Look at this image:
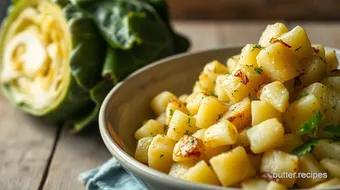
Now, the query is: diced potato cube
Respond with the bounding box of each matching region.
[300,56,327,87]
[165,98,189,125]
[282,94,322,133]
[302,83,340,127]
[192,81,209,94]
[192,128,206,140]
[238,44,263,67]
[199,61,228,92]
[312,44,326,58]
[259,22,289,47]
[210,146,255,186]
[237,129,250,147]
[178,94,189,102]
[199,71,219,92]
[148,135,176,173]
[151,91,177,116]
[322,76,340,93]
[219,97,251,130]
[311,178,340,189]
[320,158,340,178]
[181,160,220,185]
[226,54,240,73]
[220,74,249,103]
[251,100,282,126]
[167,110,198,141]
[266,181,287,190]
[296,154,326,188]
[325,50,339,73]
[135,120,165,140]
[313,140,340,160]
[193,130,231,160]
[261,150,298,187]
[248,154,262,174]
[156,113,166,127]
[204,145,231,161]
[203,60,229,74]
[247,118,284,153]
[168,161,196,178]
[278,133,303,153]
[257,43,301,83]
[278,26,313,60]
[195,97,228,128]
[241,178,269,190]
[204,120,238,148]
[135,137,153,164]
[186,92,209,115]
[259,81,289,112]
[173,135,204,162]
[236,64,266,97]
[214,74,230,102]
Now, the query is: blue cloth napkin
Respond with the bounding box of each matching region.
[79,158,148,190]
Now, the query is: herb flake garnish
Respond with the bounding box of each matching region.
[296,92,309,100]
[210,92,218,97]
[324,125,340,137]
[297,111,322,135]
[251,44,262,51]
[169,109,174,116]
[291,138,320,156]
[160,154,164,158]
[187,118,191,125]
[184,130,193,135]
[254,66,263,74]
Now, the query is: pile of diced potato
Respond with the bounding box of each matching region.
[134,22,340,189]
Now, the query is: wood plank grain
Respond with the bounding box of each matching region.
[168,0,340,20]
[288,22,340,48]
[173,21,221,52]
[0,96,58,190]
[42,126,111,190]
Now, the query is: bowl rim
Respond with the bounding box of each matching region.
[99,45,340,190]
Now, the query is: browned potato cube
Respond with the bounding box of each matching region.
[261,150,298,188]
[219,97,251,131]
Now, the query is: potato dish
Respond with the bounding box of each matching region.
[134,22,340,189]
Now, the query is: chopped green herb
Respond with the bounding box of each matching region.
[296,92,309,100]
[169,109,174,116]
[248,92,252,99]
[184,130,193,135]
[324,125,340,137]
[246,64,254,68]
[297,111,322,135]
[254,66,263,74]
[291,138,320,156]
[251,44,262,51]
[190,138,195,144]
[318,56,323,61]
[160,154,164,158]
[187,118,191,124]
[210,92,218,97]
[295,46,302,52]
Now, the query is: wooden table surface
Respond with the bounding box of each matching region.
[1,21,340,190]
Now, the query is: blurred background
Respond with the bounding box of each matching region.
[168,0,340,20]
